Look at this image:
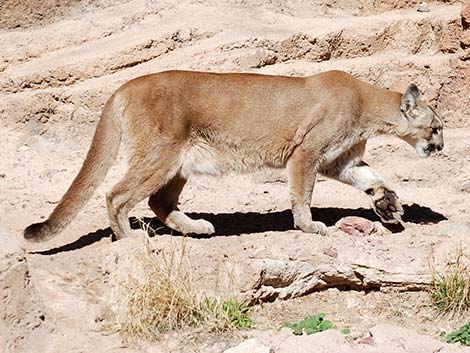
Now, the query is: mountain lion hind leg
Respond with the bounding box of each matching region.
[148,172,215,235]
[106,151,183,240]
[320,141,404,224]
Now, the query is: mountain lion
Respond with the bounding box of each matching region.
[24,70,444,242]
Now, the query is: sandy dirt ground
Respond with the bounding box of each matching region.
[1,0,470,352]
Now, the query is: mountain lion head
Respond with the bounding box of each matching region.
[399,84,444,158]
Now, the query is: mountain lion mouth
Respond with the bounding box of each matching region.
[424,143,443,154]
[425,144,436,153]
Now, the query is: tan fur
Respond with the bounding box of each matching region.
[24,70,444,241]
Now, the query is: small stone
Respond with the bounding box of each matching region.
[336,216,374,237]
[458,180,470,192]
[382,80,392,89]
[238,49,277,69]
[223,338,273,353]
[336,216,390,237]
[417,2,430,12]
[349,330,364,340]
[18,145,30,152]
[358,335,375,346]
[279,327,294,336]
[460,49,470,61]
[323,246,338,258]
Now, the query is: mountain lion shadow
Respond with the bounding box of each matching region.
[34,203,446,255]
[137,202,446,237]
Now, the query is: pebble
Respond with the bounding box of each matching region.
[18,145,30,152]
[417,2,430,12]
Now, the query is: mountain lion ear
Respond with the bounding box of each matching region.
[406,83,422,99]
[401,84,421,114]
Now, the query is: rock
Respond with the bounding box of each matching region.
[336,216,374,236]
[438,21,462,54]
[18,145,30,152]
[323,246,338,258]
[458,180,470,192]
[371,324,444,352]
[460,48,470,61]
[249,256,431,303]
[335,216,390,237]
[248,325,470,353]
[357,335,375,346]
[462,1,470,30]
[238,49,277,69]
[417,2,430,12]
[0,230,50,353]
[269,329,347,353]
[279,327,294,336]
[223,338,273,353]
[348,330,364,340]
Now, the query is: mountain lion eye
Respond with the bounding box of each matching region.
[432,128,439,134]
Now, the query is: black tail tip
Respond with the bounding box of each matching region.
[24,222,49,242]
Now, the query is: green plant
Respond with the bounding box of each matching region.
[430,248,470,316]
[443,323,470,346]
[194,297,254,332]
[282,313,333,335]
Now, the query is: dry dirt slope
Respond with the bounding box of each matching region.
[1,0,470,352]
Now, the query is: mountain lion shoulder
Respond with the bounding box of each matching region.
[24,70,444,242]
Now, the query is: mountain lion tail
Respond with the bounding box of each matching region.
[24,94,124,242]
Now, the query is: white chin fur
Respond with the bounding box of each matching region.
[416,146,430,158]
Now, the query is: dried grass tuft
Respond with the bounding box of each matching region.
[431,247,470,316]
[117,226,253,342]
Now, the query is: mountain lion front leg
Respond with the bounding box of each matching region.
[348,162,403,223]
[148,173,215,235]
[287,147,328,235]
[320,142,404,224]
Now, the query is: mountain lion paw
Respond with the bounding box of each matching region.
[193,219,215,234]
[295,220,328,236]
[372,188,404,224]
[180,219,215,235]
[122,229,149,239]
